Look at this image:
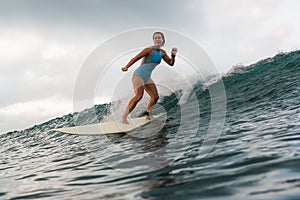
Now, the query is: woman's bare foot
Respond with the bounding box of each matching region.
[121,117,129,124]
[145,111,151,120]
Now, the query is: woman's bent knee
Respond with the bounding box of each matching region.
[153,95,159,102]
[134,95,143,102]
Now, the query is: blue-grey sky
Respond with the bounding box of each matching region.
[1,0,299,133]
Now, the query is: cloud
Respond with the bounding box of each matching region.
[0,26,97,100]
[0,0,197,35]
[197,0,300,70]
[0,96,72,132]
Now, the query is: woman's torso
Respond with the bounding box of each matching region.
[133,48,163,82]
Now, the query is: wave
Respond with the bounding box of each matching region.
[3,50,299,135]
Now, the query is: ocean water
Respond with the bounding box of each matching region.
[1,51,300,199]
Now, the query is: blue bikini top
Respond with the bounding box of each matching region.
[144,48,162,64]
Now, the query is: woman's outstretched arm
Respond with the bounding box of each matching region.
[121,48,151,71]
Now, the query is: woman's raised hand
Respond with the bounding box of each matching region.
[171,48,177,56]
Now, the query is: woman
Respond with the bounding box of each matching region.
[121,32,177,124]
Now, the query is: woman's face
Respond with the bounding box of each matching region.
[153,33,164,47]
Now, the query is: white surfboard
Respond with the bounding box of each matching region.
[52,115,161,135]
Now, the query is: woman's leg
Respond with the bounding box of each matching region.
[121,76,145,124]
[144,79,159,119]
